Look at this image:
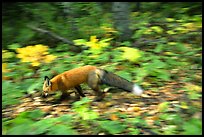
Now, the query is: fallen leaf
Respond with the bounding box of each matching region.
[141,94,151,98]
[180,101,189,109]
[185,83,202,92]
[148,109,159,115]
[132,111,142,117]
[39,106,53,113]
[144,117,155,126]
[16,107,27,113]
[118,107,127,112]
[105,101,117,107]
[157,102,169,112]
[97,102,107,109]
[22,98,32,103]
[192,112,202,119]
[127,107,141,112]
[110,114,119,121]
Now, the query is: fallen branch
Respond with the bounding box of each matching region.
[27,25,75,45]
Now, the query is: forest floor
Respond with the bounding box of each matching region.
[2,75,202,135]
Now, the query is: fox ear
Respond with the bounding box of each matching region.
[44,76,51,86]
[44,76,50,81]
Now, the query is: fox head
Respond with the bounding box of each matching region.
[42,76,52,97]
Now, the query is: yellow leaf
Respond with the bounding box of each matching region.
[167,42,177,45]
[182,23,196,30]
[166,18,175,22]
[90,36,98,43]
[31,61,40,66]
[151,26,163,34]
[185,83,202,92]
[164,52,174,55]
[167,30,176,35]
[35,44,48,52]
[2,63,10,73]
[143,29,152,34]
[44,55,57,63]
[89,54,99,58]
[116,47,141,63]
[15,44,56,66]
[110,114,118,121]
[157,102,169,112]
[180,101,189,109]
[73,39,87,45]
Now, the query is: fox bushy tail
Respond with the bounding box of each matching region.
[100,69,143,95]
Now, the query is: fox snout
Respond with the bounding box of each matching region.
[42,91,49,98]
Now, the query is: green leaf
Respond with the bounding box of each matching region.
[182,118,202,135]
[127,117,147,127]
[156,70,171,81]
[98,120,126,134]
[73,97,91,106]
[128,127,140,135]
[27,80,42,94]
[18,109,45,120]
[158,102,169,112]
[159,114,183,125]
[152,59,166,69]
[7,124,34,135]
[31,119,54,134]
[163,125,177,135]
[120,41,131,46]
[154,44,163,53]
[8,43,21,50]
[57,114,73,124]
[48,125,78,135]
[115,71,132,81]
[2,81,23,108]
[10,116,34,126]
[150,26,163,34]
[73,39,87,46]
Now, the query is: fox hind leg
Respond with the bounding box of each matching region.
[87,70,105,101]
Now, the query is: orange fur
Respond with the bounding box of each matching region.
[43,65,143,100]
[43,65,97,94]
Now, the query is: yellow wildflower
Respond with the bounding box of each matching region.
[2,63,10,73]
[16,44,57,66]
[44,55,57,63]
[90,36,99,43]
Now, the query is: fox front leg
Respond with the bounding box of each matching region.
[75,85,86,97]
[59,91,72,100]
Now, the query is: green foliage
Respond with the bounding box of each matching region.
[2,81,24,108]
[184,83,202,100]
[72,97,99,120]
[159,113,183,125]
[115,47,142,63]
[2,2,202,135]
[3,110,78,135]
[182,118,202,135]
[139,57,171,82]
[97,120,126,134]
[26,79,44,94]
[2,49,16,63]
[74,36,112,55]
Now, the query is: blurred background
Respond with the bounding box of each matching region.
[2,2,202,135]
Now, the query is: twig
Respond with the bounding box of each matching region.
[27,25,75,45]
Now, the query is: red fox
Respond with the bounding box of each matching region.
[43,65,143,101]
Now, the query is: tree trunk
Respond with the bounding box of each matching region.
[60,2,79,38]
[112,2,132,41]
